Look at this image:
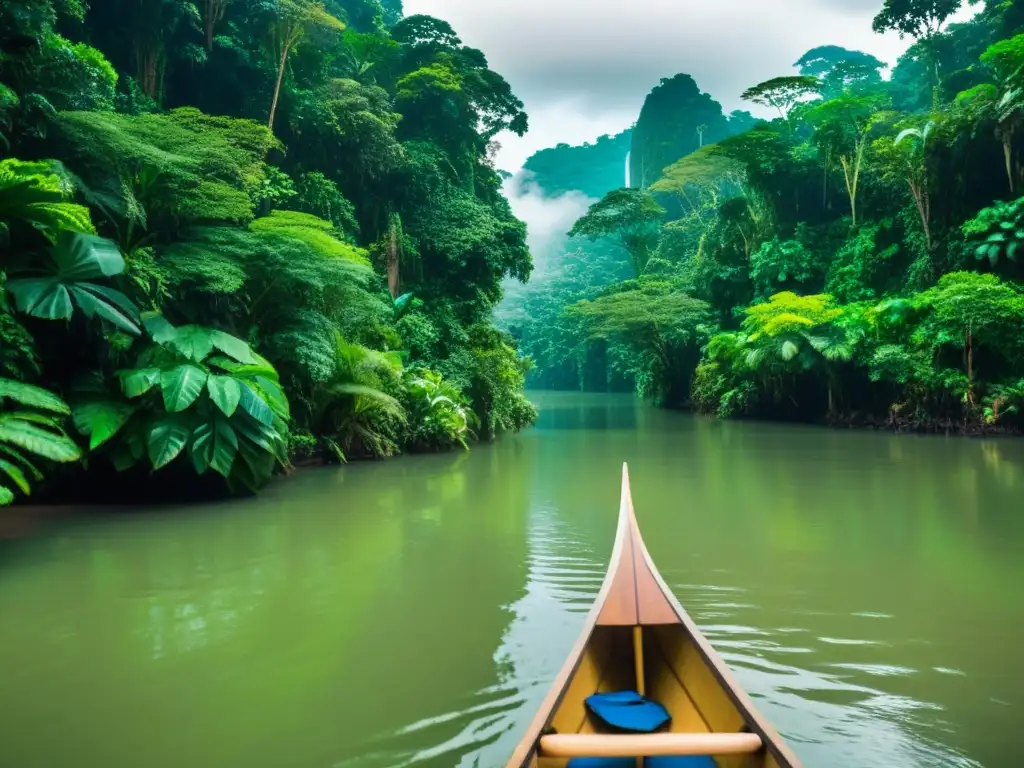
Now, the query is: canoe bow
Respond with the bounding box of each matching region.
[506,463,803,768]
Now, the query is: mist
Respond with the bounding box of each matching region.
[502,171,596,278]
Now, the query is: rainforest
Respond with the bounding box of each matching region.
[3,0,1024,508]
[0,0,538,504]
[500,0,1024,435]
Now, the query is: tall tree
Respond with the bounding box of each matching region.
[202,0,233,51]
[85,0,199,102]
[872,0,963,91]
[568,189,665,277]
[795,45,887,78]
[741,76,822,119]
[806,94,887,226]
[265,0,345,132]
[391,15,528,177]
[796,47,888,98]
[980,34,1024,192]
[873,119,938,252]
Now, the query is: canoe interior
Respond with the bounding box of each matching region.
[530,624,782,768]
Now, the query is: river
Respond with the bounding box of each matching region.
[0,392,1021,768]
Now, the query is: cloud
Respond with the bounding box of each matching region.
[404,0,979,170]
[813,0,892,11]
[490,99,638,174]
[502,171,595,276]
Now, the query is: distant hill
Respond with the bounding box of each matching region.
[521,74,758,202]
[629,73,756,189]
[522,130,632,199]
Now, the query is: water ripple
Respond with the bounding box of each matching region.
[829,663,918,678]
[369,527,990,768]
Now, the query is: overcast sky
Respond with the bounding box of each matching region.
[403,0,978,171]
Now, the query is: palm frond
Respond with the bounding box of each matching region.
[0,379,72,413]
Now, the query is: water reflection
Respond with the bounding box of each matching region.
[0,393,1021,768]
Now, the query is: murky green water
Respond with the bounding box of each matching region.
[1,392,1022,767]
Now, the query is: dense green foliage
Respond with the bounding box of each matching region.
[509,0,1024,433]
[0,0,535,504]
[499,235,634,392]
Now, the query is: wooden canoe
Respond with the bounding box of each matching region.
[506,464,803,768]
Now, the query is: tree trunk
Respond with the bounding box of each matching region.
[386,216,400,298]
[908,180,933,252]
[1003,132,1015,194]
[923,190,932,252]
[840,156,856,227]
[267,41,291,132]
[204,0,229,52]
[204,0,215,51]
[965,323,974,406]
[135,42,164,101]
[823,148,829,209]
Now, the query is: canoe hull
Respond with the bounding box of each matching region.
[506,465,802,768]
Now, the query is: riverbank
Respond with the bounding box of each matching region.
[5,390,1018,539]
[824,410,1022,436]
[577,387,1024,438]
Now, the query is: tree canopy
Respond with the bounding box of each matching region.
[0,0,537,505]
[499,0,1024,435]
[742,76,822,118]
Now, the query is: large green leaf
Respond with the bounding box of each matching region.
[0,486,13,506]
[208,356,280,382]
[69,285,141,334]
[0,418,82,462]
[5,232,141,335]
[142,312,178,344]
[210,330,259,364]
[0,379,71,414]
[207,375,241,417]
[327,382,403,415]
[233,414,285,460]
[191,415,238,478]
[72,401,137,450]
[56,232,125,279]
[111,423,146,472]
[249,376,290,419]
[6,277,73,319]
[394,292,415,318]
[238,382,273,426]
[0,158,96,238]
[212,416,239,478]
[6,411,65,430]
[190,424,212,475]
[120,368,161,398]
[0,459,30,494]
[0,444,42,480]
[160,365,208,412]
[147,416,192,469]
[171,325,215,362]
[232,437,277,492]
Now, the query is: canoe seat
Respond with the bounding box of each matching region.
[567,757,718,768]
[540,733,763,759]
[585,691,670,733]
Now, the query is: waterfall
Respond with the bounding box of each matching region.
[624,151,631,188]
